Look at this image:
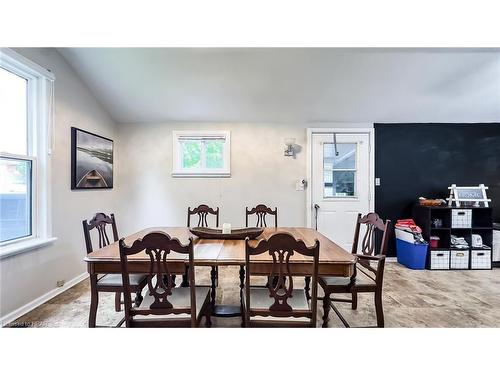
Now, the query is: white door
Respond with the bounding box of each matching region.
[311,132,371,252]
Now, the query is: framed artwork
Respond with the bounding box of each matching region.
[71,127,113,189]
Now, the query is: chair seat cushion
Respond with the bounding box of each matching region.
[319,271,376,290]
[136,286,210,319]
[242,287,311,323]
[245,287,310,311]
[97,273,147,287]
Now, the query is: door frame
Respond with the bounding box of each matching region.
[306,125,375,228]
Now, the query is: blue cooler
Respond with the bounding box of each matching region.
[396,239,428,269]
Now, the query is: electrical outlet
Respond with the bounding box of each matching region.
[56,280,65,287]
[296,179,307,191]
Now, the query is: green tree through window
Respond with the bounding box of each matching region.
[182,141,201,169]
[205,140,224,168]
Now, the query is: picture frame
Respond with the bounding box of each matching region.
[71,127,114,189]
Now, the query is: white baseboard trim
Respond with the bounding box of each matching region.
[1,272,88,327]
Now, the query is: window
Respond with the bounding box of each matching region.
[0,67,32,243]
[0,48,55,256]
[172,131,230,177]
[323,143,357,197]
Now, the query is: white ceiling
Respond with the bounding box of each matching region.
[58,48,500,124]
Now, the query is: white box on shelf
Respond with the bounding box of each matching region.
[429,250,450,270]
[471,250,491,269]
[451,209,472,228]
[450,250,469,269]
[493,229,500,262]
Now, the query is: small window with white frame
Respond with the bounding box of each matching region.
[172,130,230,177]
[0,48,55,256]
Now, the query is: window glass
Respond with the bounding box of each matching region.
[323,143,356,197]
[0,158,32,242]
[181,141,202,169]
[0,67,28,155]
[205,140,224,169]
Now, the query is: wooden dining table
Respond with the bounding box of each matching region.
[84,226,356,327]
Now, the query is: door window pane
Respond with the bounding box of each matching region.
[0,67,28,155]
[0,158,32,242]
[323,143,356,169]
[331,171,355,196]
[324,143,357,197]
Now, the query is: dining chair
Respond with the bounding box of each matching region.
[83,213,147,327]
[241,232,320,327]
[245,204,277,228]
[245,204,281,289]
[119,231,212,327]
[319,212,391,328]
[187,204,219,228]
[245,204,311,295]
[187,204,220,304]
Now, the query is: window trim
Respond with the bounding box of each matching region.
[172,130,231,177]
[0,48,56,258]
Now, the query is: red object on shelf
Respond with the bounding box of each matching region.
[395,219,422,234]
[430,236,440,248]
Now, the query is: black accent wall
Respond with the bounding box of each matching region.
[374,123,500,256]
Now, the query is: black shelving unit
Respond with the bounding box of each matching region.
[412,205,493,270]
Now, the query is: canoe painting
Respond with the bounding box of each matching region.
[71,127,113,189]
[76,169,108,188]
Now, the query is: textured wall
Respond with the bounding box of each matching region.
[115,122,310,234]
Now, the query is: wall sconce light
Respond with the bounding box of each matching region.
[284,138,296,157]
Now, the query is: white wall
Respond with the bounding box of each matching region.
[0,48,118,320]
[115,122,310,234]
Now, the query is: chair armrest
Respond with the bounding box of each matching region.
[355,254,386,281]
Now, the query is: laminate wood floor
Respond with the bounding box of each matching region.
[8,263,500,327]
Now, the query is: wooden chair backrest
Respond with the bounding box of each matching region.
[187,204,219,227]
[245,232,319,325]
[245,204,278,228]
[351,212,392,286]
[82,212,119,254]
[119,232,197,327]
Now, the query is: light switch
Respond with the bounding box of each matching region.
[375,178,381,186]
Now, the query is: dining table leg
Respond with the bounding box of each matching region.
[239,265,245,327]
[89,274,98,328]
[304,276,311,300]
[181,265,189,287]
[239,265,245,290]
[210,266,217,308]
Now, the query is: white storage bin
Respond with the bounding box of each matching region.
[450,250,469,269]
[471,250,491,269]
[429,250,450,270]
[451,209,472,228]
[493,229,500,262]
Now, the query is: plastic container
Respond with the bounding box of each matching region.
[429,236,440,248]
[396,239,428,270]
[395,228,416,243]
